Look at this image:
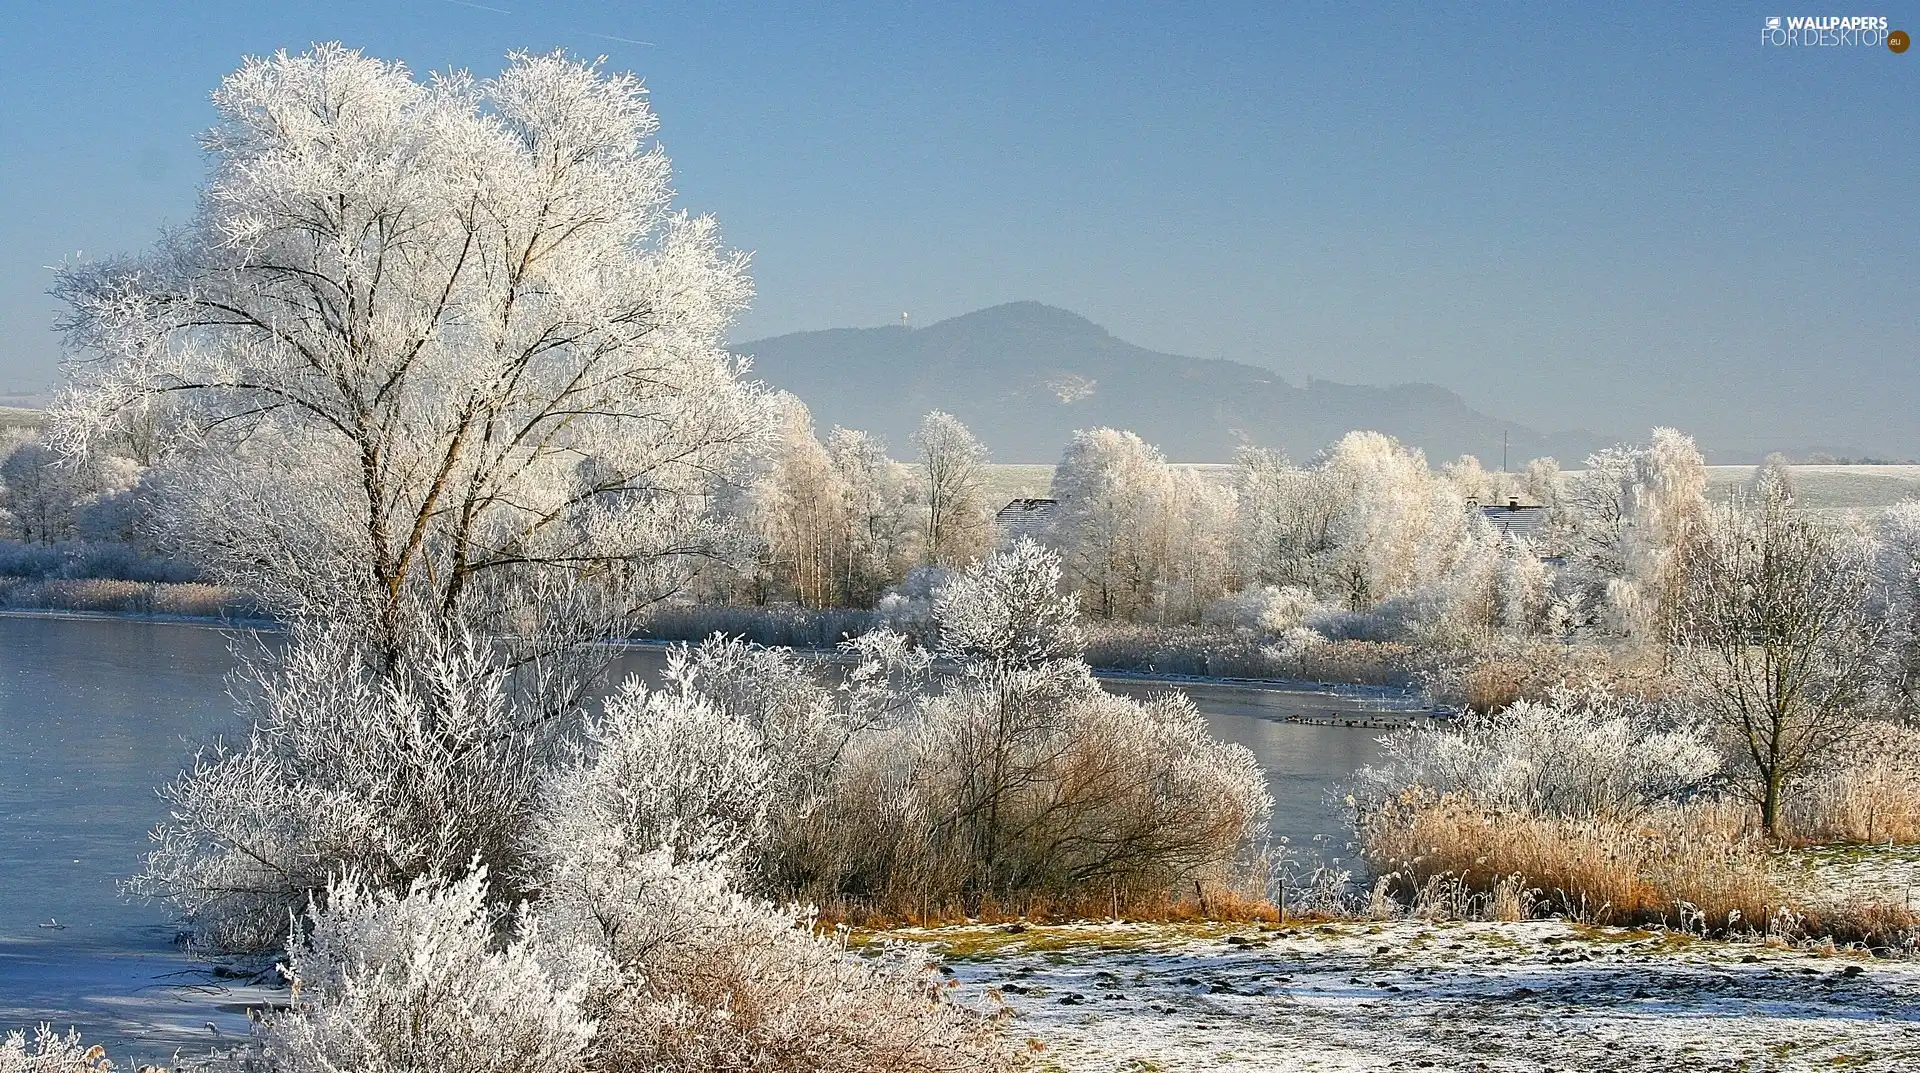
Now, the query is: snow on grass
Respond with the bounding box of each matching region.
[1782,843,1920,912]
[876,919,1920,1072]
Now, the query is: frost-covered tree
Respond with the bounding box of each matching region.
[52,46,767,652]
[1234,445,1339,591]
[1047,428,1235,622]
[1563,429,1707,639]
[1520,456,1575,558]
[825,426,919,604]
[1679,469,1883,834]
[1437,454,1521,505]
[742,396,851,607]
[1233,433,1476,616]
[0,434,141,544]
[912,411,991,567]
[720,408,919,609]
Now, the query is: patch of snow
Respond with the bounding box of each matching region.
[883,920,1920,1072]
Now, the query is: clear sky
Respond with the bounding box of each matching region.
[1,2,1915,458]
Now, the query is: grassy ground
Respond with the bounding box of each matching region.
[880,918,1920,1072]
[865,846,1920,1071]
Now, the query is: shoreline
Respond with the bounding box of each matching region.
[1,606,1432,705]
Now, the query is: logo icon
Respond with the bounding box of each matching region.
[1766,16,1782,30]
[1891,28,1911,52]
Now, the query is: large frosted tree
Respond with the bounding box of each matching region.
[51,46,767,649]
[1048,427,1234,621]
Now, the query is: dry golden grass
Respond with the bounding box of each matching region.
[811,886,1279,930]
[1361,794,1918,946]
[1433,641,1675,714]
[0,578,258,618]
[1790,722,1920,845]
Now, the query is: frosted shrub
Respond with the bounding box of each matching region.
[793,545,1273,909]
[906,682,1272,898]
[1202,584,1320,633]
[260,870,591,1073]
[1359,687,1721,822]
[933,537,1083,666]
[533,677,771,871]
[0,1029,112,1073]
[529,847,1011,1073]
[132,623,544,953]
[528,709,1015,1073]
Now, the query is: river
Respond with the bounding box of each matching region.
[0,614,1424,1062]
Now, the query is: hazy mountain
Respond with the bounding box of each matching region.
[735,302,1599,465]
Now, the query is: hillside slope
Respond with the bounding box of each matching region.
[735,302,1594,464]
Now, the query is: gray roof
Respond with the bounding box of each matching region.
[996,498,1058,539]
[1472,498,1549,541]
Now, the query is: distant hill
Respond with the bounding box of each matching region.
[734,302,1598,464]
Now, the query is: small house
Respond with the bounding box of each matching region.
[996,498,1058,540]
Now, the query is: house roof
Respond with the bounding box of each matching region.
[1470,497,1549,541]
[995,498,1058,538]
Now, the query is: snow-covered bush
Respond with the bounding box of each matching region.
[259,870,592,1073]
[526,690,1015,1073]
[0,1028,112,1073]
[1358,688,1721,822]
[532,676,772,872]
[1202,584,1320,632]
[529,844,1012,1073]
[932,537,1083,666]
[132,622,544,953]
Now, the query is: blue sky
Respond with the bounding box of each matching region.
[1,2,1915,457]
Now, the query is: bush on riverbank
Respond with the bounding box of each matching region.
[1355,691,1920,946]
[0,1028,111,1073]
[0,578,258,619]
[638,603,882,649]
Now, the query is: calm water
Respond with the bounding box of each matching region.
[0,615,1420,1060]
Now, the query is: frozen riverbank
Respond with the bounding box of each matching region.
[881,919,1920,1072]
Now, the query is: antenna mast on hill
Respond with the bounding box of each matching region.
[901,311,911,330]
[1502,429,1509,473]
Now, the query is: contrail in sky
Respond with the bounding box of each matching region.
[442,0,511,14]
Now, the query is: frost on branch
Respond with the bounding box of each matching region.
[0,1028,113,1073]
[1357,687,1722,822]
[130,621,544,954]
[51,44,769,646]
[258,870,592,1073]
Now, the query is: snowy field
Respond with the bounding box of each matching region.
[889,920,1920,1072]
[983,464,1920,513]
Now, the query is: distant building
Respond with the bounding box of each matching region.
[996,498,1058,540]
[1468,496,1550,544]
